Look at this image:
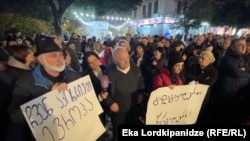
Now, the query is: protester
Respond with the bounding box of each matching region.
[152,51,185,90]
[141,47,167,93]
[64,42,82,72]
[104,47,145,141]
[214,37,250,124]
[6,36,82,141]
[187,51,218,124]
[6,45,36,80]
[82,51,119,141]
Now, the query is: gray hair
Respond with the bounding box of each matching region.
[112,46,127,62]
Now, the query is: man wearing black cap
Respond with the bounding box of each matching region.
[6,37,81,141]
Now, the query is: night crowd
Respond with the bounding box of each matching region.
[1,30,250,141]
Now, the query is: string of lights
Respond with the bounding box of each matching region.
[73,12,130,29]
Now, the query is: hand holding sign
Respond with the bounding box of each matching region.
[20,75,106,141]
[51,82,67,91]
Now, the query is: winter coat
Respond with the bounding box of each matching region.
[152,67,184,90]
[6,64,81,141]
[217,48,250,98]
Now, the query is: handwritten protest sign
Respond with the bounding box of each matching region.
[146,84,209,125]
[20,75,106,141]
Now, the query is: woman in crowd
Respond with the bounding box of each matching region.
[81,51,118,141]
[131,42,151,97]
[82,52,107,94]
[131,43,147,67]
[152,51,185,90]
[141,47,168,93]
[5,44,35,141]
[63,49,74,71]
[186,51,218,93]
[186,50,218,124]
[118,39,131,54]
[6,45,35,80]
[64,42,82,72]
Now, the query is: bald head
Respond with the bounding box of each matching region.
[112,47,130,70]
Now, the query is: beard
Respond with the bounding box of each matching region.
[41,56,65,72]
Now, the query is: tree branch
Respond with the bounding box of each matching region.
[58,0,76,16]
[46,0,58,16]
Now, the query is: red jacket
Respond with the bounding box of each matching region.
[99,47,112,66]
[152,67,184,90]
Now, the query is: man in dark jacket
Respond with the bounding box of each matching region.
[104,47,145,141]
[6,36,81,141]
[215,37,250,124]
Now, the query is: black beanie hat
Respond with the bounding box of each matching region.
[168,51,184,69]
[34,36,62,56]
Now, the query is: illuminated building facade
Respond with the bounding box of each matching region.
[129,0,185,37]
